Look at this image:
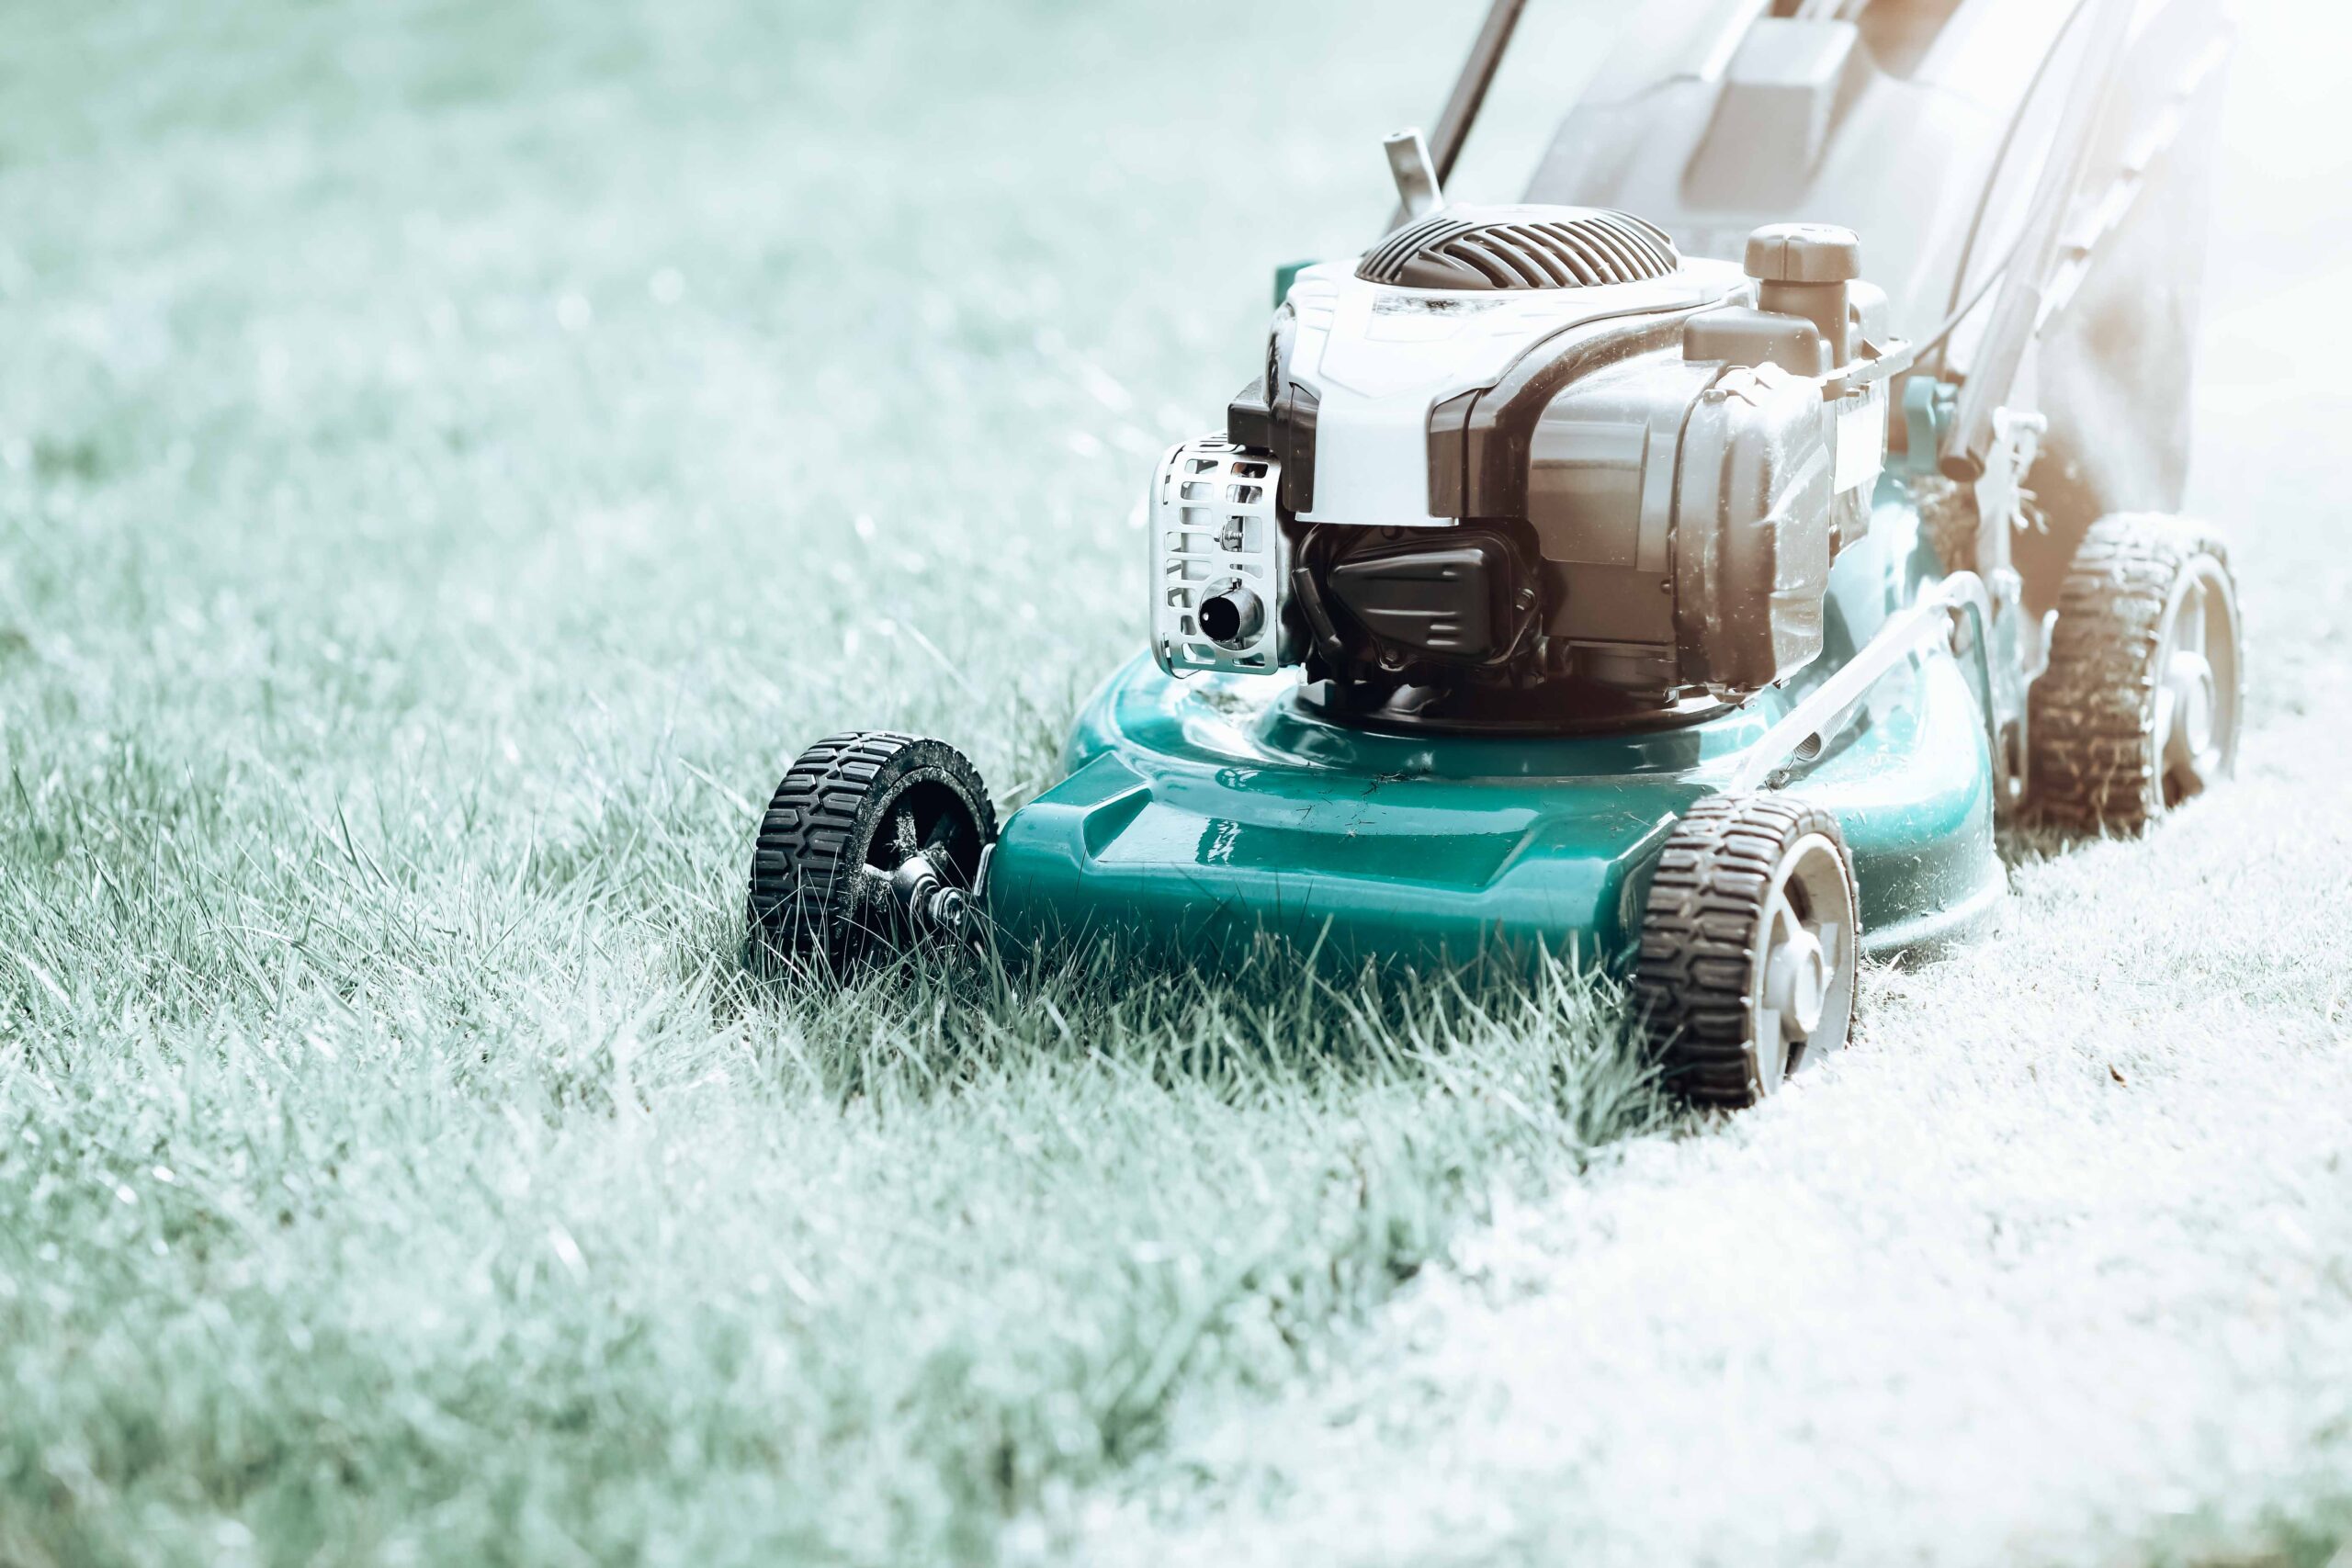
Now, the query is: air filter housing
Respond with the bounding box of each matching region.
[1357,204,1681,292]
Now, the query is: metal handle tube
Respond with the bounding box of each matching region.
[1939,0,2138,481]
[1387,0,1528,230]
[1429,0,1528,184]
[1722,573,1998,795]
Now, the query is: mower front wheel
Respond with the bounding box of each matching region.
[1633,794,1860,1109]
[745,731,998,972]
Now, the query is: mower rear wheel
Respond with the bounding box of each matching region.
[1633,794,1860,1109]
[2030,515,2242,833]
[745,732,997,971]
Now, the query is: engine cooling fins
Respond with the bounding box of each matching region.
[1357,204,1681,292]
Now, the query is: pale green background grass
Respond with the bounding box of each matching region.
[2,2,2347,1565]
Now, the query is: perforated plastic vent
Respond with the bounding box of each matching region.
[1357,204,1681,292]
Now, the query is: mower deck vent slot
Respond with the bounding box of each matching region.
[1358,207,1680,292]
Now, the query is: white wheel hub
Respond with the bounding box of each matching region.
[2153,562,2238,798]
[1748,829,1857,1092]
[2161,649,2216,772]
[1764,926,1829,1041]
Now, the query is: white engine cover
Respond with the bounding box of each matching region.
[1282,259,1739,528]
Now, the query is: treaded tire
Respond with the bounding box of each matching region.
[2030,514,2242,833]
[1632,794,1860,1110]
[745,732,997,971]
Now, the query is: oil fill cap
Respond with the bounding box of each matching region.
[1744,223,1861,285]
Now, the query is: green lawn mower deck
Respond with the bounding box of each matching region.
[985,494,2003,974]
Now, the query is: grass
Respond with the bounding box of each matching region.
[0,0,1679,1561]
[2,919,1662,1562]
[6,0,2347,1562]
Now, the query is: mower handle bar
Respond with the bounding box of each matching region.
[1387,0,1530,231]
[1720,571,1999,796]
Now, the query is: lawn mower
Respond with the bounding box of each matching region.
[744,0,2242,1106]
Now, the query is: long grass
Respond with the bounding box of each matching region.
[0,0,1693,1557]
[0,742,1663,1562]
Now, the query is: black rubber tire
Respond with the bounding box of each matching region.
[745,732,997,971]
[2030,514,2241,834]
[1631,794,1860,1110]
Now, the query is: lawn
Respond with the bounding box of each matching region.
[3,1,2347,1565]
[0,2,1670,1562]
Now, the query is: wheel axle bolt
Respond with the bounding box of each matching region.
[888,852,983,950]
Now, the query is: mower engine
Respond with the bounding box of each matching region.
[1154,195,1905,717]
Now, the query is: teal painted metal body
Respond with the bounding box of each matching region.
[984,477,2006,972]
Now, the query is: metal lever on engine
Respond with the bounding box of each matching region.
[1385,0,1527,235]
[1821,337,1915,399]
[1384,130,1445,224]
